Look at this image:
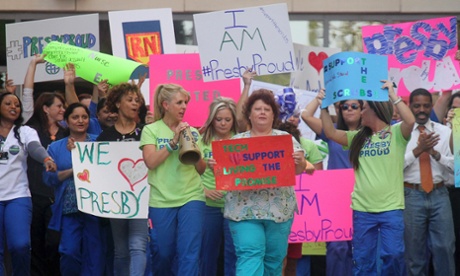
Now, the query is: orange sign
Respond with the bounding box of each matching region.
[125,32,162,64]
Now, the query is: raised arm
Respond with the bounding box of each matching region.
[301,91,324,135]
[236,68,256,132]
[317,89,348,146]
[64,63,79,105]
[382,80,414,139]
[433,90,452,122]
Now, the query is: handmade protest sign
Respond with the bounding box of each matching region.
[149,53,240,127]
[193,3,295,82]
[321,51,388,108]
[362,17,460,96]
[213,135,295,190]
[289,169,355,243]
[71,142,150,219]
[290,43,341,92]
[109,8,176,103]
[6,14,99,84]
[250,80,318,140]
[43,41,145,87]
[453,108,460,187]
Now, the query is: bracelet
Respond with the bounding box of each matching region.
[165,143,173,153]
[393,97,402,105]
[43,156,54,163]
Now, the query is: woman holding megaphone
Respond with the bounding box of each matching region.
[140,84,206,276]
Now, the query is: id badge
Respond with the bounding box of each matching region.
[0,141,8,165]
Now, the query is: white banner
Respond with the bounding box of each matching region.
[6,14,99,84]
[109,8,177,103]
[290,43,341,92]
[194,3,295,82]
[71,141,150,219]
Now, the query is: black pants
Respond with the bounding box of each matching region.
[30,194,61,276]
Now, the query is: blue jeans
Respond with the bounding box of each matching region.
[148,200,205,276]
[326,241,352,276]
[0,197,32,276]
[111,218,149,276]
[59,212,105,276]
[352,210,405,276]
[229,219,293,276]
[200,205,236,276]
[404,186,455,276]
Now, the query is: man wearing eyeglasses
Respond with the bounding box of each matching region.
[403,88,455,276]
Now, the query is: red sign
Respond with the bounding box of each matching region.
[125,32,162,64]
[213,135,295,191]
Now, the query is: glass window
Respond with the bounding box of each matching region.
[290,20,324,47]
[328,20,384,51]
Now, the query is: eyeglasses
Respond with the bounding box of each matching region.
[340,103,361,111]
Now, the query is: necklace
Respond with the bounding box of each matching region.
[371,125,391,140]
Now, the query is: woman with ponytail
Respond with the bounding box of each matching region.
[140,84,206,275]
[319,80,414,275]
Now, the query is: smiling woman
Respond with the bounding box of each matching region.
[0,92,56,276]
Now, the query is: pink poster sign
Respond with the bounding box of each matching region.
[149,53,241,127]
[289,169,355,243]
[362,17,460,96]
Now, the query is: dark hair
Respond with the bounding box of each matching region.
[336,99,363,130]
[244,89,280,128]
[64,102,90,120]
[447,93,460,109]
[78,93,92,102]
[348,100,393,170]
[409,88,432,104]
[97,97,107,114]
[27,92,66,136]
[106,83,141,114]
[277,121,300,142]
[0,93,24,144]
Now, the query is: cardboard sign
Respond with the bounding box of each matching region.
[108,8,177,103]
[301,242,326,255]
[71,142,150,219]
[213,135,295,190]
[322,52,388,108]
[43,41,145,87]
[453,108,460,187]
[6,14,99,84]
[290,43,341,92]
[362,17,460,96]
[290,169,355,243]
[194,3,295,82]
[149,53,241,127]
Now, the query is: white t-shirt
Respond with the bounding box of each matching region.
[0,125,39,200]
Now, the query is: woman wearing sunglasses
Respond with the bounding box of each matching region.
[300,93,362,276]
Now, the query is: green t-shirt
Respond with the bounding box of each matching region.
[300,137,324,164]
[139,120,205,208]
[345,124,409,212]
[198,139,225,208]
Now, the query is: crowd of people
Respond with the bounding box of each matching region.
[0,51,459,276]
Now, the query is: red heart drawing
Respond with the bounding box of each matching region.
[77,169,91,183]
[118,158,148,192]
[308,52,329,74]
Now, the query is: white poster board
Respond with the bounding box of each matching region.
[250,80,319,140]
[194,3,295,82]
[71,141,150,219]
[6,14,99,84]
[109,8,177,103]
[290,43,341,92]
